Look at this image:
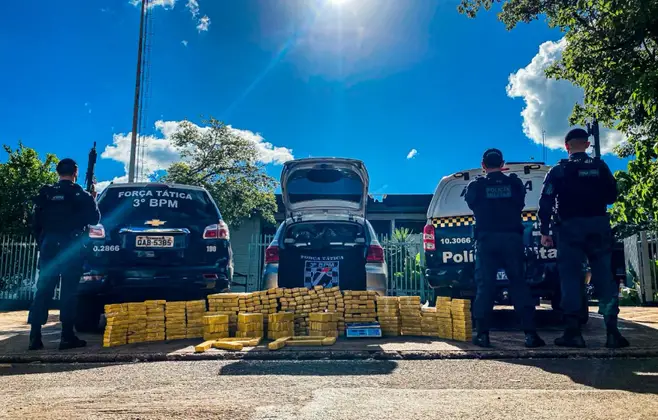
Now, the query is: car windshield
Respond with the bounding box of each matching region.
[98,186,220,225]
[287,168,363,204]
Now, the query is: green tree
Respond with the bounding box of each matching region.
[458,0,658,231]
[0,143,59,235]
[161,118,278,227]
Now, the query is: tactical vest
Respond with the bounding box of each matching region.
[37,182,88,236]
[473,173,524,237]
[557,157,609,220]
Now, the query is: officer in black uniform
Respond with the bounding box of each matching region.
[465,149,545,348]
[538,128,629,348]
[28,158,100,351]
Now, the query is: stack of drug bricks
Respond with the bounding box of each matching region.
[450,298,473,342]
[309,312,339,337]
[103,304,128,347]
[399,296,422,336]
[376,296,401,336]
[435,296,453,339]
[165,301,187,340]
[343,290,377,325]
[420,307,441,337]
[268,312,294,340]
[202,314,230,340]
[279,287,310,335]
[145,300,166,342]
[237,313,264,338]
[207,293,241,336]
[185,300,206,339]
[127,302,147,344]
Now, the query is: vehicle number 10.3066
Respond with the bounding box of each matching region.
[440,237,472,245]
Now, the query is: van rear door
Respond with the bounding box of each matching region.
[280,158,369,218]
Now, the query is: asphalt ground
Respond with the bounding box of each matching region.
[1,306,657,362]
[1,359,657,419]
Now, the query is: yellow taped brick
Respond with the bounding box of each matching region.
[212,341,244,351]
[194,340,215,353]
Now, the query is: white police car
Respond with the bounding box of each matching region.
[422,162,587,318]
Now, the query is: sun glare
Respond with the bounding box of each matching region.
[329,0,350,6]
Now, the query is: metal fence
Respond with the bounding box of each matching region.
[0,235,41,300]
[0,233,431,301]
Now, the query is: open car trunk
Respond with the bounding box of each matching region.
[277,221,368,290]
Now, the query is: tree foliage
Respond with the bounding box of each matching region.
[458,0,658,231]
[0,143,59,235]
[160,118,278,227]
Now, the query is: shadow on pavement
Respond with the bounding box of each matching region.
[503,358,658,394]
[218,360,398,376]
[0,362,120,377]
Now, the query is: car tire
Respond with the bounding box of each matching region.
[75,297,102,333]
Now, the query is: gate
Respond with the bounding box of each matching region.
[624,231,658,303]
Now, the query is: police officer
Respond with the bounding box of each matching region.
[465,149,545,348]
[28,158,101,351]
[539,128,629,348]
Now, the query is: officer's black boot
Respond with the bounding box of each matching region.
[524,331,546,348]
[554,316,586,348]
[59,324,86,350]
[472,321,491,348]
[28,324,44,351]
[604,315,630,349]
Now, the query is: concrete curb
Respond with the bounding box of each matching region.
[2,347,657,364]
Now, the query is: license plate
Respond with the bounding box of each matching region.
[135,236,174,248]
[496,270,508,281]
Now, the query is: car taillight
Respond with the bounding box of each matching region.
[265,245,279,264]
[88,224,106,239]
[367,244,385,263]
[423,224,436,251]
[203,221,230,240]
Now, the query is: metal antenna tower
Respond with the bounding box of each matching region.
[128,0,148,183]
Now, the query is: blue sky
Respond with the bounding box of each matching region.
[0,0,628,195]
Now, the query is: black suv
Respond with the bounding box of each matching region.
[76,182,233,331]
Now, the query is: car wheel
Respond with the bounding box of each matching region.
[75,297,102,333]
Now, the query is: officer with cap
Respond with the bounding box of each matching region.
[28,158,100,350]
[539,128,629,348]
[465,149,545,348]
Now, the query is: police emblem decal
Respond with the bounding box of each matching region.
[304,260,340,289]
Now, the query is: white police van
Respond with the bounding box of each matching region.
[423,162,590,321]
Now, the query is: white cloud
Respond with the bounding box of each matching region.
[406,149,418,159]
[96,120,294,191]
[186,0,199,17]
[507,38,624,155]
[130,0,176,9]
[196,15,211,32]
[181,40,189,47]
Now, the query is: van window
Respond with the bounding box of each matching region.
[432,171,547,217]
[98,186,220,224]
[287,168,363,204]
